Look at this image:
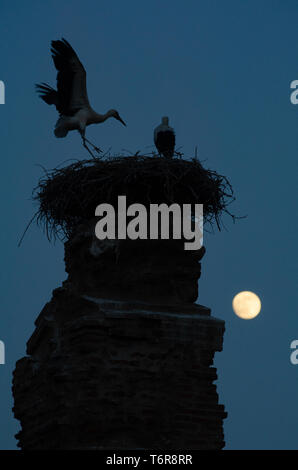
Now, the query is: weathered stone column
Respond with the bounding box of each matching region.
[13,219,227,449]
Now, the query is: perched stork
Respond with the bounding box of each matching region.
[154,116,175,158]
[36,38,126,158]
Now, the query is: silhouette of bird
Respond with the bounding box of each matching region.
[36,38,126,158]
[154,116,175,158]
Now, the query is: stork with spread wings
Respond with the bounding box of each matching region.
[36,38,126,158]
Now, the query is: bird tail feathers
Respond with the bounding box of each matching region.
[54,116,69,138]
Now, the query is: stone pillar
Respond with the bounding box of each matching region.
[12,220,227,449]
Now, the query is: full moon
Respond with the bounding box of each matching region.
[232,291,261,320]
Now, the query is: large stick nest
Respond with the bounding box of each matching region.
[31,154,237,241]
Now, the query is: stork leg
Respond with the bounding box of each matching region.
[81,136,96,159]
[80,129,101,159]
[84,137,102,154]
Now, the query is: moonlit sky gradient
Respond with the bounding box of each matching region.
[0,0,297,449]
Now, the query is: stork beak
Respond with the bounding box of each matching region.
[116,115,126,126]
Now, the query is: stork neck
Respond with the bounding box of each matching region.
[91,111,109,124]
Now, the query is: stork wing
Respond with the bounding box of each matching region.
[51,38,90,116]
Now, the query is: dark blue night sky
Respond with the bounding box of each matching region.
[0,0,297,449]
